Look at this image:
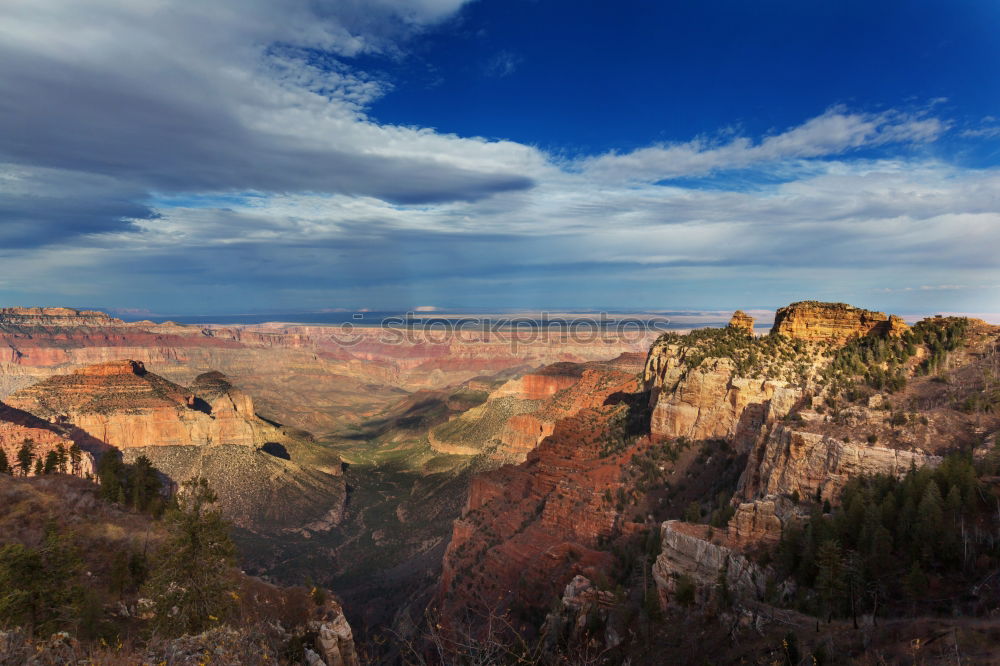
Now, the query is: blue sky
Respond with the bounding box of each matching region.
[0,0,998,316]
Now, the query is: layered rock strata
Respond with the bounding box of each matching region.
[430,354,645,463]
[644,356,802,445]
[736,424,941,502]
[770,301,908,343]
[6,361,267,450]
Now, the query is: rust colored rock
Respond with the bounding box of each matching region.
[430,353,645,463]
[0,402,95,477]
[728,310,755,336]
[770,301,909,344]
[6,361,266,449]
[437,359,643,629]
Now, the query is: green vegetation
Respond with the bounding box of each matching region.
[16,439,34,476]
[2,441,83,477]
[143,477,238,636]
[823,316,970,398]
[770,453,996,622]
[652,326,816,382]
[598,396,651,457]
[96,452,165,515]
[0,526,84,636]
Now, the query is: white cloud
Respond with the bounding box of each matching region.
[1,0,996,315]
[580,106,948,183]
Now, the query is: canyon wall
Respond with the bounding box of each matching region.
[430,353,645,464]
[0,308,659,436]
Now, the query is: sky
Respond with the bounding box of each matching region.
[1,0,999,315]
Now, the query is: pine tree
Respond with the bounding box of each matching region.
[16,439,34,477]
[815,539,845,621]
[55,444,67,474]
[0,525,83,634]
[43,450,59,475]
[916,481,944,559]
[143,477,237,636]
[904,561,928,604]
[33,458,43,476]
[0,448,9,475]
[97,452,127,503]
[68,444,82,475]
[129,455,162,512]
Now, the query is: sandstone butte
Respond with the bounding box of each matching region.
[770,300,909,343]
[436,302,1000,633]
[3,358,349,534]
[5,360,269,450]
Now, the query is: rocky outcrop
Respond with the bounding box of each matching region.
[644,356,801,446]
[0,306,119,328]
[438,359,644,627]
[308,599,359,666]
[728,310,755,336]
[737,424,941,502]
[770,301,908,343]
[4,361,346,531]
[6,361,267,450]
[652,521,771,606]
[728,497,790,547]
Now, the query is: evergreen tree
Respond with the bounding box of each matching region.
[815,539,844,621]
[916,481,944,559]
[43,450,59,475]
[68,444,82,475]
[0,526,83,634]
[129,455,162,512]
[32,458,43,476]
[55,444,67,474]
[143,477,237,636]
[97,452,127,504]
[16,439,34,477]
[0,448,8,475]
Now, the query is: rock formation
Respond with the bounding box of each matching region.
[430,354,646,463]
[0,402,95,477]
[6,360,267,450]
[4,360,347,533]
[736,424,941,502]
[644,356,802,445]
[652,521,772,606]
[728,310,755,336]
[770,301,908,343]
[0,307,659,437]
[438,358,643,626]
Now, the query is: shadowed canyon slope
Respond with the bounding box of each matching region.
[433,301,1000,661]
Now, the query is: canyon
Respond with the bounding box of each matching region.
[3,301,999,663]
